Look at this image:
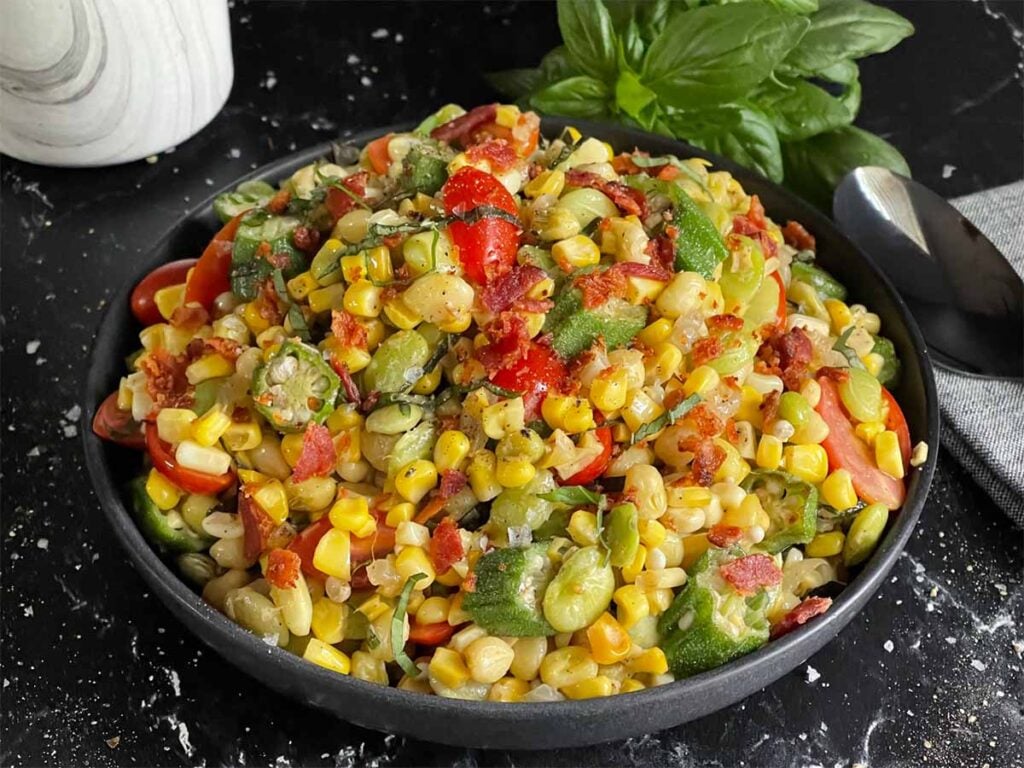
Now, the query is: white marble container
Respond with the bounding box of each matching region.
[0,0,233,167]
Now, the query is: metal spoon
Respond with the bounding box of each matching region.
[833,166,1023,380]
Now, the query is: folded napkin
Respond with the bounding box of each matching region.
[937,181,1024,525]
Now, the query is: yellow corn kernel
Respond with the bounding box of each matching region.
[626,647,668,675]
[621,545,647,583]
[756,434,784,470]
[613,584,649,629]
[356,595,391,622]
[156,408,197,444]
[467,450,501,502]
[340,254,368,284]
[488,677,531,702]
[855,420,886,446]
[303,638,351,674]
[307,283,347,314]
[145,468,182,510]
[646,343,683,385]
[645,587,674,615]
[539,208,581,243]
[784,444,829,484]
[638,519,667,549]
[412,365,442,395]
[683,365,721,398]
[238,468,270,486]
[429,647,470,689]
[667,485,712,508]
[326,406,363,434]
[482,398,526,440]
[382,295,422,330]
[638,318,674,347]
[241,302,271,334]
[621,389,665,434]
[563,675,614,700]
[713,439,749,484]
[415,596,451,625]
[331,343,372,375]
[625,276,665,305]
[222,420,262,451]
[824,298,853,333]
[495,103,520,127]
[736,385,764,425]
[524,169,566,199]
[385,502,416,527]
[311,598,347,644]
[568,510,599,547]
[287,271,319,301]
[805,531,845,558]
[395,459,439,503]
[280,433,304,468]
[253,480,290,525]
[153,283,187,321]
[875,430,905,479]
[313,528,351,580]
[681,533,710,570]
[496,458,537,488]
[620,678,645,694]
[395,546,436,588]
[723,493,764,528]
[329,496,373,532]
[862,352,885,378]
[552,235,601,271]
[343,280,383,318]
[821,469,858,510]
[437,311,473,334]
[185,354,233,385]
[191,406,232,447]
[434,430,471,473]
[365,245,393,283]
[590,367,629,412]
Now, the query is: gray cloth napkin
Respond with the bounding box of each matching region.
[936,181,1024,525]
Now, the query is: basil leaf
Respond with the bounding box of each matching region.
[754,78,853,141]
[641,5,809,108]
[833,327,866,370]
[631,393,702,444]
[614,69,658,126]
[816,58,859,84]
[620,18,646,71]
[392,573,427,678]
[636,0,672,42]
[670,105,784,182]
[557,0,619,82]
[531,76,611,119]
[539,46,580,85]
[783,0,914,75]
[486,68,543,100]
[602,0,638,32]
[766,0,819,12]
[781,125,910,210]
[540,486,605,507]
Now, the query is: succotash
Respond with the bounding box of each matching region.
[94,103,926,701]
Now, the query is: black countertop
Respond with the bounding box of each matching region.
[2,2,1022,766]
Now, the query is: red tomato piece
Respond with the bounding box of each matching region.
[131,259,196,327]
[408,621,456,646]
[184,214,243,310]
[324,171,368,222]
[144,424,235,495]
[489,340,567,421]
[91,392,146,449]
[817,377,906,510]
[366,134,393,175]
[287,516,333,579]
[562,427,613,486]
[429,517,464,574]
[882,387,912,472]
[239,490,278,562]
[442,167,520,284]
[351,522,397,564]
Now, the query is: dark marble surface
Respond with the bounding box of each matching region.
[2,2,1022,766]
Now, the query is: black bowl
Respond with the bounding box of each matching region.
[82,119,939,750]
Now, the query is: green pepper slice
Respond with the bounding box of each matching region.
[658,548,777,678]
[790,262,847,301]
[251,340,341,432]
[742,470,818,554]
[130,477,211,554]
[462,543,557,636]
[230,210,307,300]
[213,180,276,223]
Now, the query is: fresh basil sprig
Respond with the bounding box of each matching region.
[491,0,913,209]
[631,393,702,444]
[540,485,605,507]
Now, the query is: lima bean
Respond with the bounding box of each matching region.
[542,546,615,633]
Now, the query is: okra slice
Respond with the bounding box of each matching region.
[130,476,211,554]
[463,543,556,637]
[251,340,341,432]
[742,470,818,554]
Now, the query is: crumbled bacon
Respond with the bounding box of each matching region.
[564,170,648,218]
[720,554,783,596]
[139,349,193,409]
[430,104,498,145]
[748,195,767,229]
[770,596,832,639]
[782,220,816,251]
[758,327,813,390]
[707,524,744,548]
[266,548,302,589]
[292,225,321,254]
[707,314,744,333]
[732,215,762,236]
[574,268,629,309]
[755,230,778,260]
[611,153,643,175]
[481,264,547,313]
[266,189,291,214]
[438,469,468,500]
[429,516,465,574]
[255,279,285,325]
[817,366,851,384]
[331,310,368,349]
[204,337,243,362]
[169,303,209,330]
[267,251,293,270]
[690,439,726,486]
[689,404,724,439]
[476,312,532,374]
[466,139,519,172]
[239,490,277,561]
[292,423,336,483]
[691,337,724,367]
[614,260,671,282]
[761,390,780,427]
[645,233,677,275]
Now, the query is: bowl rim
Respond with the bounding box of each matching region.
[81,117,940,747]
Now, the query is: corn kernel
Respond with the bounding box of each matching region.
[365,245,393,283]
[329,496,374,533]
[722,493,763,528]
[340,254,368,284]
[621,545,647,583]
[303,638,351,674]
[221,420,261,451]
[587,612,631,665]
[253,480,289,524]
[412,365,442,395]
[330,343,372,375]
[482,398,526,440]
[524,169,566,198]
[356,594,390,621]
[646,343,683,385]
[681,533,710,570]
[430,647,470,689]
[434,430,471,473]
[626,276,665,305]
[756,434,784,470]
[174,440,231,475]
[416,596,451,625]
[287,271,319,301]
[185,354,233,385]
[638,318,674,347]
[467,450,501,502]
[488,677,531,702]
[667,485,712,508]
[620,678,645,693]
[385,502,416,527]
[326,406,362,434]
[621,389,665,434]
[495,103,520,128]
[395,546,436,588]
[568,510,599,546]
[713,439,749,484]
[311,598,346,644]
[343,280,383,318]
[875,430,905,480]
[855,420,886,446]
[824,298,853,333]
[241,302,271,334]
[552,235,601,271]
[625,647,668,675]
[307,283,347,314]
[683,365,720,397]
[313,528,351,580]
[279,433,304,468]
[496,458,536,488]
[590,367,629,412]
[191,406,232,447]
[784,444,829,484]
[821,469,857,510]
[638,519,667,549]
[862,352,885,378]
[805,531,845,558]
[645,587,674,614]
[156,408,197,444]
[395,460,439,503]
[563,675,614,700]
[146,468,182,510]
[383,295,422,330]
[613,584,649,629]
[736,385,764,425]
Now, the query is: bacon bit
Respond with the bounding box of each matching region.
[169,303,209,330]
[758,327,813,390]
[723,418,740,445]
[204,337,243,362]
[324,172,368,221]
[331,310,368,349]
[266,548,302,589]
[481,264,546,313]
[360,390,380,414]
[255,279,285,325]
[770,596,833,639]
[429,516,465,574]
[439,469,468,500]
[239,490,277,561]
[656,164,681,181]
[292,423,336,483]
[817,366,851,384]
[756,230,778,260]
[720,553,783,596]
[527,162,544,180]
[430,103,498,145]
[466,138,519,172]
[748,195,767,229]
[707,314,745,333]
[732,215,762,236]
[645,234,676,275]
[782,220,816,251]
[514,297,554,314]
[689,403,724,439]
[691,337,724,367]
[462,572,477,594]
[266,188,291,214]
[564,170,648,218]
[614,260,671,282]
[477,312,532,374]
[139,349,192,409]
[707,524,744,548]
[690,439,726,486]
[611,153,643,175]
[574,268,629,309]
[329,361,362,405]
[382,233,406,250]
[292,225,320,254]
[761,389,780,427]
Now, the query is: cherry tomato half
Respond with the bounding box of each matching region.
[816,377,906,510]
[287,513,397,581]
[145,425,235,496]
[365,134,393,175]
[562,426,613,486]
[408,621,456,646]
[131,259,196,327]
[91,391,145,449]
[490,340,567,421]
[184,214,244,309]
[442,167,520,285]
